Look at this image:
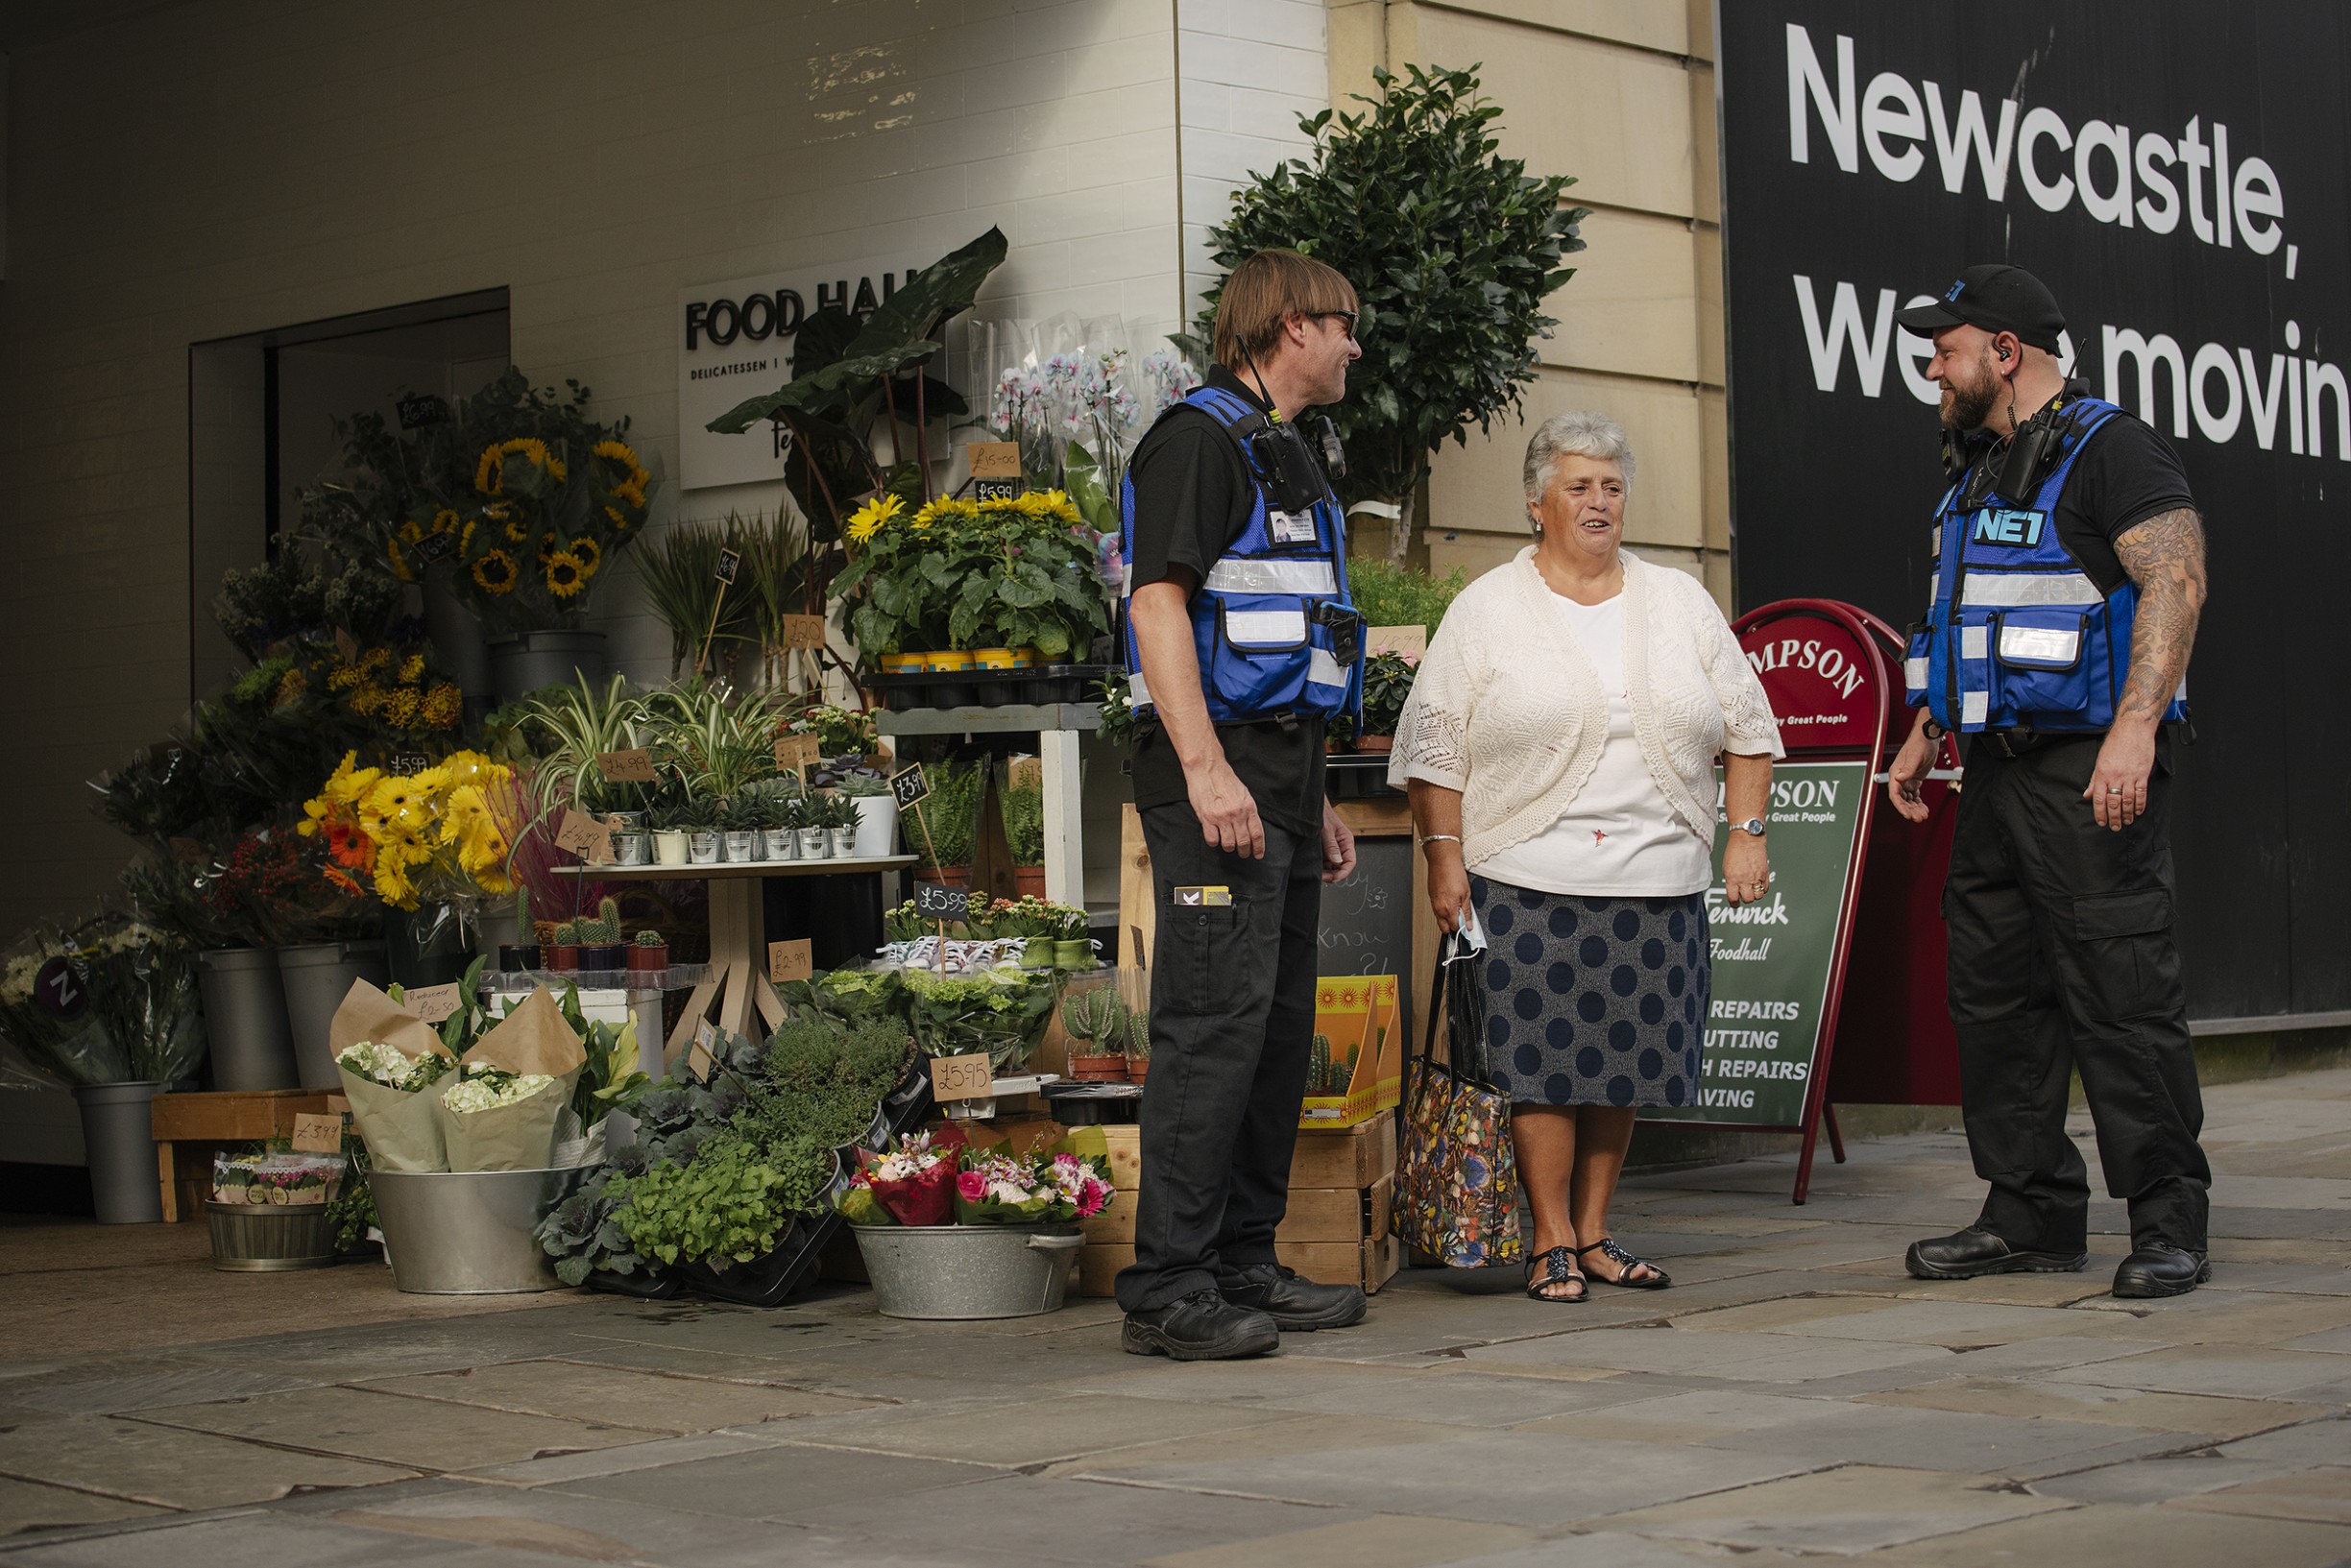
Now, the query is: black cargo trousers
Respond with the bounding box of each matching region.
[1944,729,2210,1254]
[1113,800,1322,1313]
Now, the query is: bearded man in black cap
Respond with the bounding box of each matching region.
[1885,263,2215,1299]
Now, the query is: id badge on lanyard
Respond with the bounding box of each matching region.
[1266,507,1320,546]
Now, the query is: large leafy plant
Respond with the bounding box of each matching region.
[1196,65,1587,558]
[833,492,1111,659]
[706,228,1008,542]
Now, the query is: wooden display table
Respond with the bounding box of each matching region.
[554,856,915,1067]
[149,1087,337,1222]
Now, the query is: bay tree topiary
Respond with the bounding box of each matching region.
[1194,64,1588,558]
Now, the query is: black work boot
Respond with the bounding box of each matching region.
[1904,1226,2089,1280]
[1219,1262,1368,1331]
[2113,1242,2211,1299]
[1123,1289,1281,1361]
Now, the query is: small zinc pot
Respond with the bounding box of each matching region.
[612,831,650,867]
[797,827,831,860]
[723,829,759,862]
[849,1222,1083,1319]
[761,827,798,861]
[206,1200,336,1270]
[653,829,690,866]
[689,831,721,865]
[605,809,647,833]
[827,826,858,858]
[73,1082,166,1224]
[196,948,297,1091]
[1054,937,1096,970]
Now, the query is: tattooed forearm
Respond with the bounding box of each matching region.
[2113,506,2206,726]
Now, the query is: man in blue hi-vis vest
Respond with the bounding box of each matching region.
[1885,265,2214,1299]
[1115,249,1369,1360]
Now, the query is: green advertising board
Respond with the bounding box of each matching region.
[1643,759,1869,1128]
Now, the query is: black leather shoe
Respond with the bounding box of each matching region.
[1123,1290,1281,1361]
[1905,1226,2090,1280]
[1219,1263,1369,1331]
[2113,1243,2211,1298]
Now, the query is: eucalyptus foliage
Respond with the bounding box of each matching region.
[1195,64,1588,555]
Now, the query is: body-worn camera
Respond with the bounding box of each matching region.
[1309,599,1365,666]
[1949,392,2097,511]
[1245,420,1336,515]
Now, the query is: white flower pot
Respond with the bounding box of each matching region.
[853,795,899,857]
[653,830,690,866]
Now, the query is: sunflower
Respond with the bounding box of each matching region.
[398,518,424,544]
[569,535,601,575]
[472,549,519,595]
[846,493,903,543]
[545,550,588,597]
[539,530,558,562]
[430,507,461,535]
[604,504,631,528]
[503,518,530,543]
[385,539,415,582]
[474,437,565,495]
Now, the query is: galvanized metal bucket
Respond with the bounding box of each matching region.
[206,1200,337,1270]
[850,1223,1083,1319]
[369,1166,590,1293]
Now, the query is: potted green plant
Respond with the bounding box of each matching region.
[719,797,761,864]
[1060,988,1129,1082]
[1358,649,1418,753]
[649,803,691,866]
[546,919,582,973]
[794,796,830,861]
[626,929,668,979]
[579,899,626,972]
[821,793,860,859]
[678,797,721,864]
[1126,1008,1152,1084]
[752,791,797,862]
[1051,903,1094,970]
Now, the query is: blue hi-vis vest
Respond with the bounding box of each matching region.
[1903,396,2189,734]
[1120,385,1362,724]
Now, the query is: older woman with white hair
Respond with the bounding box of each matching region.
[1389,411,1783,1302]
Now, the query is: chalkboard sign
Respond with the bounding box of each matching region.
[1316,834,1413,1043]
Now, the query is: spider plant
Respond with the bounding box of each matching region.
[523,673,649,813]
[643,678,780,802]
[639,515,759,677]
[742,510,818,687]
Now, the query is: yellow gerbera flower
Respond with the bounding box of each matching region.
[545,550,588,597]
[846,494,904,543]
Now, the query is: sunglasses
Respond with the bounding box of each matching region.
[1315,310,1363,340]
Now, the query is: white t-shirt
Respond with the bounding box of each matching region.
[1472,591,1715,898]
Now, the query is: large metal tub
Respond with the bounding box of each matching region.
[849,1223,1082,1319]
[369,1167,590,1293]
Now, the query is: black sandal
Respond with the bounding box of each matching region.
[1524,1245,1588,1302]
[1576,1237,1671,1290]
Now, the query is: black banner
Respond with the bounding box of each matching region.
[1721,3,2350,1020]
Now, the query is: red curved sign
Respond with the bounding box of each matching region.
[1738,611,1884,754]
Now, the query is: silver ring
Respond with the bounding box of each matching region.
[2107,784,2121,792]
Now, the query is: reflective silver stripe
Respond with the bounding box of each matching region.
[1961,689,1988,725]
[1204,559,1338,595]
[2000,623,2079,663]
[1128,670,1151,708]
[1960,625,1988,661]
[1224,609,1307,646]
[1903,656,1927,688]
[1307,647,1345,688]
[1960,572,2102,608]
[1929,523,1942,554]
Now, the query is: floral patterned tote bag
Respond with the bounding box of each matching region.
[1392,935,1522,1267]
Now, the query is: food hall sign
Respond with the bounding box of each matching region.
[677,255,920,491]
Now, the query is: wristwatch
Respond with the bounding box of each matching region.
[1731,818,1767,837]
[1921,716,1949,740]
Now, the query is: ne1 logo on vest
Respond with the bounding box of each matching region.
[677,253,922,491]
[1971,509,2046,546]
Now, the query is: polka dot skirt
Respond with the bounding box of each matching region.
[1468,875,1709,1110]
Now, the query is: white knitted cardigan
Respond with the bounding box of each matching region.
[1385,546,1784,865]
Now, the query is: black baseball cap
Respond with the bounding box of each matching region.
[1895,264,2066,353]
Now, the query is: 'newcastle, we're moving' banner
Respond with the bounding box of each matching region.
[1719,4,2349,1020]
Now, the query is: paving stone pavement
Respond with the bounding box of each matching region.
[2,1066,2346,1566]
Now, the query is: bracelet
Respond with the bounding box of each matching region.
[1421,833,1461,847]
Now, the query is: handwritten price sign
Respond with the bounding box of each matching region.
[890,763,931,809]
[929,1052,994,1102]
[913,881,968,919]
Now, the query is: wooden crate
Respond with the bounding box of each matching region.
[149,1089,338,1222]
